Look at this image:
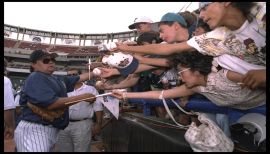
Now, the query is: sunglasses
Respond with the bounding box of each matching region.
[67,73,79,76]
[177,68,191,77]
[42,58,56,64]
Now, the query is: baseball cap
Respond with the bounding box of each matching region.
[102,52,139,76]
[199,2,212,11]
[128,16,153,29]
[30,49,58,63]
[159,12,187,27]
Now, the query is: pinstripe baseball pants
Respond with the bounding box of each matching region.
[14,120,59,152]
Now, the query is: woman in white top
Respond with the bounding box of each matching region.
[111,51,265,110]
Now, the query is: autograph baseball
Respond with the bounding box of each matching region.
[93,68,101,76]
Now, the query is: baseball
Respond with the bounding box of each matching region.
[93,68,101,76]
[161,77,169,84]
[95,80,103,87]
[106,42,117,50]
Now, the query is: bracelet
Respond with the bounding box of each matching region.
[158,90,164,99]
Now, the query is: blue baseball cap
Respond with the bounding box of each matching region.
[159,12,187,27]
[30,49,58,63]
[118,57,139,76]
[199,2,212,10]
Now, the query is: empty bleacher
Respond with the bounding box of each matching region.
[5,38,99,55]
[18,41,50,51]
[77,46,99,53]
[50,45,80,53]
[4,38,18,48]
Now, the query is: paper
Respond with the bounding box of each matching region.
[101,95,119,119]
[65,89,126,105]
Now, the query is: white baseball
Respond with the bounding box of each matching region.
[95,80,103,87]
[106,42,117,50]
[161,77,169,84]
[93,68,101,76]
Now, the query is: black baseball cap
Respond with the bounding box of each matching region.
[30,49,58,63]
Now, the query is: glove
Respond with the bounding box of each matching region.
[27,102,66,122]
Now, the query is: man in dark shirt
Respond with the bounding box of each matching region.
[14,49,97,152]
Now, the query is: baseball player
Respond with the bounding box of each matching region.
[14,49,97,152]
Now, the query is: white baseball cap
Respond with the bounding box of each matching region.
[102,52,139,76]
[128,16,153,29]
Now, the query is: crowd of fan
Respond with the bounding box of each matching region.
[4,2,266,152]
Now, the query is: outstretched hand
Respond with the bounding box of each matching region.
[109,42,129,53]
[241,69,266,89]
[132,54,144,61]
[98,67,119,78]
[110,89,125,99]
[95,80,112,90]
[107,42,121,52]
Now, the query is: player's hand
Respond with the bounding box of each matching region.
[4,127,14,140]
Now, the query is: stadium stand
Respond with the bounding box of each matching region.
[4,38,18,48]
[50,45,80,53]
[18,41,50,51]
[4,24,136,83]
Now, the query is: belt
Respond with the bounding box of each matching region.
[69,118,89,122]
[21,120,54,127]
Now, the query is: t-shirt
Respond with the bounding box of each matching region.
[14,91,21,107]
[4,76,15,110]
[20,72,80,129]
[196,69,265,110]
[68,83,103,120]
[187,18,266,66]
[213,54,265,75]
[132,71,152,92]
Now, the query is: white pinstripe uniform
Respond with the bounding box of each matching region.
[14,120,59,152]
[13,71,76,152]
